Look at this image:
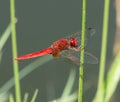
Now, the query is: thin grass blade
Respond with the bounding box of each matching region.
[0,56,53,93]
[31,89,39,102]
[23,92,29,102]
[104,52,120,102]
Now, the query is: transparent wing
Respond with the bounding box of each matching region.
[60,28,97,65]
[65,28,96,48]
[60,50,98,65]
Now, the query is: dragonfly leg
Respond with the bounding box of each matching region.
[68,46,85,52]
[68,47,80,52]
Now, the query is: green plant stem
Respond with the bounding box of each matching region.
[0,56,52,93]
[31,89,39,102]
[23,93,29,102]
[9,94,14,102]
[0,24,11,51]
[104,52,120,102]
[10,0,21,102]
[98,0,110,89]
[61,68,76,97]
[78,0,86,102]
[93,0,110,102]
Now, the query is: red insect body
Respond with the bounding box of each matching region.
[14,47,52,60]
[15,39,70,60]
[51,39,69,57]
[14,29,98,64]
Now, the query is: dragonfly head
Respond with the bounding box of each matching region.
[70,38,78,47]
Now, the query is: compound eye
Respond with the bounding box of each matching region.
[70,38,77,47]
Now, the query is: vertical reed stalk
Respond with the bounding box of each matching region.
[93,0,110,101]
[78,0,86,102]
[10,0,21,101]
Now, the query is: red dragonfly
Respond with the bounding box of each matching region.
[15,28,98,64]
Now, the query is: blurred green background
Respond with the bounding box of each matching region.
[0,0,116,102]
